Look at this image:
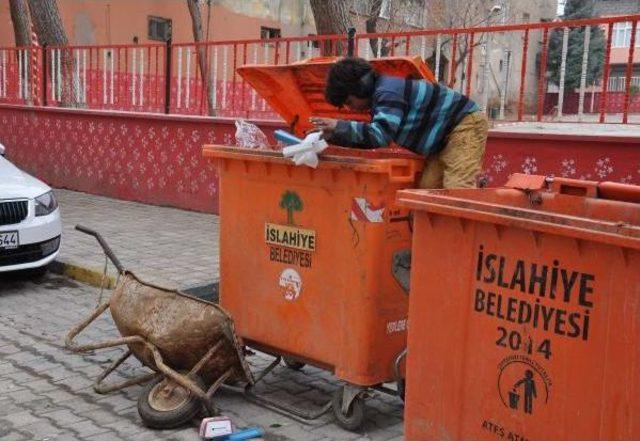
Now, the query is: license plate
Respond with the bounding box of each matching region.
[0,231,19,250]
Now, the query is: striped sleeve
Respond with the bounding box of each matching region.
[329,91,406,149]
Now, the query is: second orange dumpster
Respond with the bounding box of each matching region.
[397,174,640,441]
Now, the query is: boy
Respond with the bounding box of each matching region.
[311,57,488,189]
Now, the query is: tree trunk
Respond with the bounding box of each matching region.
[9,0,35,104]
[366,0,383,56]
[9,0,32,47]
[309,0,353,55]
[186,0,215,116]
[27,0,77,106]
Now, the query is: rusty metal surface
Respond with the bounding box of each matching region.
[108,272,250,385]
[65,270,253,406]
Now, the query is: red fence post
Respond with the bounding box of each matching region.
[232,43,238,113]
[42,44,48,107]
[600,22,614,123]
[242,43,248,117]
[465,33,475,97]
[622,20,637,124]
[164,38,172,114]
[536,28,549,122]
[449,33,458,88]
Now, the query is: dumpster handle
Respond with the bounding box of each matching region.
[598,181,640,204]
[508,174,640,204]
[551,179,640,203]
[388,163,419,184]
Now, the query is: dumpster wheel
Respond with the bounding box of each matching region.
[332,385,366,431]
[138,374,205,429]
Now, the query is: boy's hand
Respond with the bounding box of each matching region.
[309,117,338,136]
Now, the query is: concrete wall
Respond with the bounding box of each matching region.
[1,105,638,215]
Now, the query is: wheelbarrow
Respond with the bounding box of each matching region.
[65,225,254,429]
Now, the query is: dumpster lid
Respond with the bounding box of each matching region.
[397,174,640,250]
[237,56,436,138]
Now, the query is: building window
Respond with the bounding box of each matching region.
[148,16,172,41]
[612,21,640,48]
[608,76,640,92]
[260,26,281,40]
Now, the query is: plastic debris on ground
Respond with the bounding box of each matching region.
[200,416,233,438]
[199,416,265,440]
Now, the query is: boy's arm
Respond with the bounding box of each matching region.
[329,92,406,149]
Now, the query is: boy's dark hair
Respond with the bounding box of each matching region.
[325,57,375,107]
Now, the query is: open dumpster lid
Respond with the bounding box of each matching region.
[237,56,436,138]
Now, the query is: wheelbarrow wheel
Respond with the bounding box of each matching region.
[332,386,365,431]
[283,356,306,371]
[138,374,204,429]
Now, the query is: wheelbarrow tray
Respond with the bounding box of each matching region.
[110,271,251,385]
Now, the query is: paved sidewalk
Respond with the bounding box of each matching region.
[55,189,220,290]
[36,189,405,440]
[0,273,404,441]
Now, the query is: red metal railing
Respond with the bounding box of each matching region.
[2,14,640,123]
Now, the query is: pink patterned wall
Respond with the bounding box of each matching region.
[1,105,638,215]
[0,105,279,213]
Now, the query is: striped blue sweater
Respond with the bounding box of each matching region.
[330,75,479,155]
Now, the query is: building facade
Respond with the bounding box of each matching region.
[594,0,640,93]
[0,0,317,47]
[0,0,426,48]
[593,0,640,16]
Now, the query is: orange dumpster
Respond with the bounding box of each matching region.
[397,174,640,441]
[202,56,433,430]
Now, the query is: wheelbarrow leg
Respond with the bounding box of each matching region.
[200,367,234,416]
[94,349,158,394]
[65,301,111,352]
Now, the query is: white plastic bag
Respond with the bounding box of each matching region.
[282,131,328,168]
[234,119,269,149]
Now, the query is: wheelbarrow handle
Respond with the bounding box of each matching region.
[75,224,125,273]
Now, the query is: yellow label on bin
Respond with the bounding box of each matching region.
[265,223,316,252]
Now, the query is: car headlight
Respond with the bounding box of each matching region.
[35,191,58,216]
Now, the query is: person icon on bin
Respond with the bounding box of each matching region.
[512,369,537,414]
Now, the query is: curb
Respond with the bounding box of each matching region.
[50,260,117,289]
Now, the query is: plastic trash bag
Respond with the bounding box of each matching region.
[234,119,269,149]
[282,131,328,168]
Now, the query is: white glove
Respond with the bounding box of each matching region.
[282,131,328,169]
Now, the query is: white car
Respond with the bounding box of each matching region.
[0,143,61,273]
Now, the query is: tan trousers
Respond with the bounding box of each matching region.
[419,111,489,189]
